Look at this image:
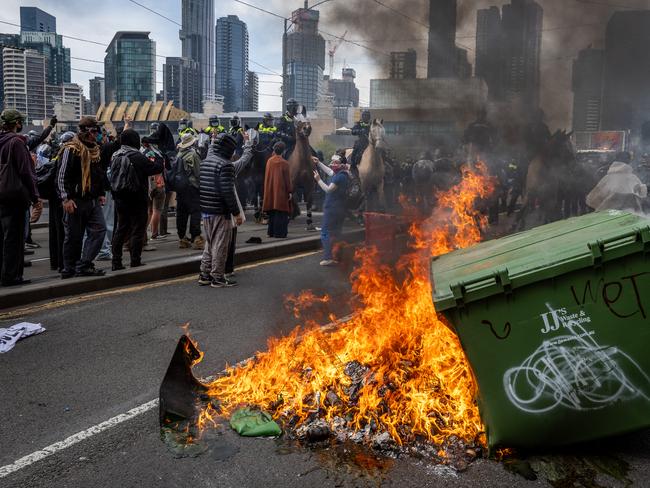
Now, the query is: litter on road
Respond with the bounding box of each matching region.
[0,322,45,353]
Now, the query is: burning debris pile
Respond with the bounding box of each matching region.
[164,165,494,468]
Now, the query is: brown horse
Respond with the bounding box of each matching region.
[516,130,575,230]
[358,119,387,211]
[288,115,316,230]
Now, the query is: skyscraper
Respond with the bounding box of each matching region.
[475,6,503,100]
[20,7,56,33]
[246,71,259,112]
[0,34,20,110]
[572,48,604,131]
[390,50,417,80]
[47,83,84,120]
[601,11,650,132]
[283,5,326,111]
[104,32,156,103]
[89,76,105,114]
[501,0,543,109]
[216,15,249,113]
[163,57,202,113]
[327,68,359,108]
[2,47,47,123]
[427,0,457,78]
[180,0,215,101]
[20,31,71,86]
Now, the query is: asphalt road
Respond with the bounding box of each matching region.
[0,252,647,487]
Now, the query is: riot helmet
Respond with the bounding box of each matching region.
[263,112,274,126]
[149,122,160,134]
[230,115,241,129]
[286,99,299,116]
[209,116,220,128]
[361,110,371,124]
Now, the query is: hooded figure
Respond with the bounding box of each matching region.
[586,161,648,213]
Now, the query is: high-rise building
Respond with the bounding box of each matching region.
[163,57,201,113]
[180,0,215,101]
[246,71,259,112]
[46,82,84,120]
[427,0,457,78]
[104,32,156,103]
[2,47,47,123]
[89,77,105,114]
[390,50,417,80]
[572,48,604,131]
[20,7,56,33]
[0,34,20,110]
[20,31,71,86]
[501,0,543,109]
[475,6,503,101]
[216,15,249,113]
[327,68,359,108]
[283,5,326,112]
[601,11,650,132]
[455,48,471,79]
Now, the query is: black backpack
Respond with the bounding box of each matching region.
[35,159,58,200]
[165,155,191,193]
[109,151,140,195]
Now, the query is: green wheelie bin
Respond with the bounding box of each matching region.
[431,211,650,449]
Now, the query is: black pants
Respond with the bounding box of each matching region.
[226,227,237,275]
[112,198,149,267]
[0,204,27,285]
[160,191,172,235]
[267,210,289,238]
[177,187,201,240]
[48,199,65,271]
[62,199,107,274]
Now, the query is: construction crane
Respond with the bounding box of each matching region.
[328,30,348,79]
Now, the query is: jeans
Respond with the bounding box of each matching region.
[320,207,345,261]
[48,199,65,271]
[62,199,107,274]
[112,198,148,267]
[96,192,114,258]
[0,204,27,284]
[177,187,201,240]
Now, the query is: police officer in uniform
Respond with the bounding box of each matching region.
[256,113,278,149]
[229,115,245,158]
[276,99,300,159]
[204,116,226,142]
[349,110,372,172]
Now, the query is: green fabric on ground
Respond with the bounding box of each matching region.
[230,408,282,437]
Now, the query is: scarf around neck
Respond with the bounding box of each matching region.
[65,136,101,196]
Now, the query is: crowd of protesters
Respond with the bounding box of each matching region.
[0,105,354,289]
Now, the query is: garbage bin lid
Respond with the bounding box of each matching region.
[432,211,650,311]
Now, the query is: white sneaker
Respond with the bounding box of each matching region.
[320,259,338,266]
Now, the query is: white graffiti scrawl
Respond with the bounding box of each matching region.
[503,305,650,414]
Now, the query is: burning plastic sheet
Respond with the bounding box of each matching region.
[0,322,45,353]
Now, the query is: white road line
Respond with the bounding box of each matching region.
[0,399,158,479]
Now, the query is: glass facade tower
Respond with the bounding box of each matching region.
[104,32,156,104]
[216,15,249,113]
[180,0,215,101]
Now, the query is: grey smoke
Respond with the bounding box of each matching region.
[323,0,650,130]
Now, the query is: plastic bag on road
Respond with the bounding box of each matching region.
[0,322,46,353]
[230,408,282,437]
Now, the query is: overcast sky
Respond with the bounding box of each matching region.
[2,1,649,128]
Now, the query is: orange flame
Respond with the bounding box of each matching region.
[200,164,494,446]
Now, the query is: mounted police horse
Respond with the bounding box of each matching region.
[245,127,276,223]
[287,114,317,230]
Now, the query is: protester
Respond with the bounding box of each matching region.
[313,155,350,266]
[586,152,648,213]
[141,141,166,240]
[57,116,107,279]
[110,129,163,270]
[198,133,242,288]
[0,109,39,286]
[263,141,292,239]
[225,133,254,278]
[176,132,204,250]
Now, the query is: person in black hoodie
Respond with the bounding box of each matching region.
[110,129,163,270]
[0,109,39,286]
[57,116,107,279]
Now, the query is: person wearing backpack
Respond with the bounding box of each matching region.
[110,129,163,271]
[0,109,39,286]
[176,132,204,250]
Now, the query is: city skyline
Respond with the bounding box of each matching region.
[1,0,649,127]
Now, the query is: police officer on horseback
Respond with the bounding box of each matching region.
[349,109,372,171]
[229,115,245,157]
[204,116,226,142]
[256,112,278,149]
[276,98,300,158]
